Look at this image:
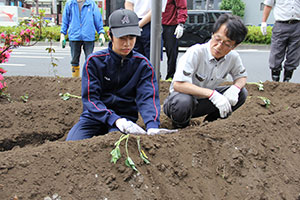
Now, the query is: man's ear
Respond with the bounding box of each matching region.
[108,29,112,41]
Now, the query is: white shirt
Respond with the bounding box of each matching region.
[170,41,247,93]
[126,0,167,18]
[264,0,300,21]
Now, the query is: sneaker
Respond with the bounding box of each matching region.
[271,69,280,82]
[283,70,293,82]
[166,77,173,82]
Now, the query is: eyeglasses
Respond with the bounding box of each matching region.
[211,35,235,49]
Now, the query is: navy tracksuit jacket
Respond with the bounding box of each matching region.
[80,42,161,130]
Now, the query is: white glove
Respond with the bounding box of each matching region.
[115,118,146,135]
[209,90,232,118]
[147,128,178,135]
[174,24,184,39]
[260,22,267,36]
[223,85,241,106]
[60,33,66,48]
[99,33,105,46]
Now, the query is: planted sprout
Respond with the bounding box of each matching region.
[247,81,264,91]
[257,96,271,108]
[110,134,150,172]
[20,94,29,103]
[110,134,128,164]
[59,92,81,101]
[137,136,150,164]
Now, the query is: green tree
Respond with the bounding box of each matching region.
[220,0,245,18]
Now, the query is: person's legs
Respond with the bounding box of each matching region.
[163,92,197,128]
[83,41,95,60]
[192,86,248,122]
[283,22,300,82]
[140,22,151,60]
[69,41,83,66]
[162,25,178,80]
[66,117,109,141]
[69,41,83,77]
[269,23,289,81]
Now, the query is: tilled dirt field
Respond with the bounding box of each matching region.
[0,76,300,200]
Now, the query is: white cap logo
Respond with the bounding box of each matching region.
[121,15,130,24]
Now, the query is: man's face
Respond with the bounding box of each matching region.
[112,35,136,57]
[210,24,236,60]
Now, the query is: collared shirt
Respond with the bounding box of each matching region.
[170,41,247,93]
[264,0,300,21]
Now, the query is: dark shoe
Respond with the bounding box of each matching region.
[283,70,293,82]
[172,120,189,129]
[271,69,281,82]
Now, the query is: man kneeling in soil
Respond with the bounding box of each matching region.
[67,9,175,141]
[163,13,248,128]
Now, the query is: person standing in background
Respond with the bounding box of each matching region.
[162,0,187,81]
[261,0,300,82]
[124,0,167,60]
[60,0,105,77]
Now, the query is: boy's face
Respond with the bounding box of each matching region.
[111,35,136,57]
[210,24,236,60]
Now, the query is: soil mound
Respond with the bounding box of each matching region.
[0,76,300,200]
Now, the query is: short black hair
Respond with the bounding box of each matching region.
[212,13,248,45]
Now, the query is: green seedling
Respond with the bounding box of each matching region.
[137,136,150,164]
[20,94,29,103]
[110,134,150,172]
[125,136,138,172]
[257,96,271,108]
[247,81,264,91]
[59,92,81,101]
[110,134,128,164]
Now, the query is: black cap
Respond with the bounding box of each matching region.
[109,9,141,38]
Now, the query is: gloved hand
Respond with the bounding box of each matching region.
[209,90,232,118]
[99,33,105,46]
[147,128,178,135]
[174,24,184,39]
[115,118,146,135]
[223,85,241,106]
[60,33,66,48]
[260,22,267,36]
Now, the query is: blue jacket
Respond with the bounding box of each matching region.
[80,42,161,130]
[61,0,104,41]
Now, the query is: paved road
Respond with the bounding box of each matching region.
[1,43,300,83]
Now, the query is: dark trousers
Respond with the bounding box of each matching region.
[163,86,248,128]
[269,21,300,72]
[134,22,151,60]
[162,25,178,80]
[66,117,119,141]
[69,41,95,66]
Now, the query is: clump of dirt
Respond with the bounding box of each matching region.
[0,76,300,200]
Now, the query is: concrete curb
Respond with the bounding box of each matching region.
[33,41,270,51]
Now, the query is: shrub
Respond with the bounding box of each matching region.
[244,25,272,44]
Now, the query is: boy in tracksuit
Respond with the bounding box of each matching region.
[67,9,176,141]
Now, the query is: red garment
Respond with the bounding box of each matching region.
[162,0,188,25]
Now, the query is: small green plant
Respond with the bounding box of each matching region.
[247,81,264,91]
[110,134,150,172]
[257,96,271,108]
[59,92,81,100]
[20,94,29,103]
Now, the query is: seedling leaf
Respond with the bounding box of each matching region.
[137,137,150,164]
[110,146,121,164]
[257,96,271,108]
[125,157,138,172]
[247,81,264,91]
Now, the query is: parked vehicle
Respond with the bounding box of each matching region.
[178,10,232,47]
